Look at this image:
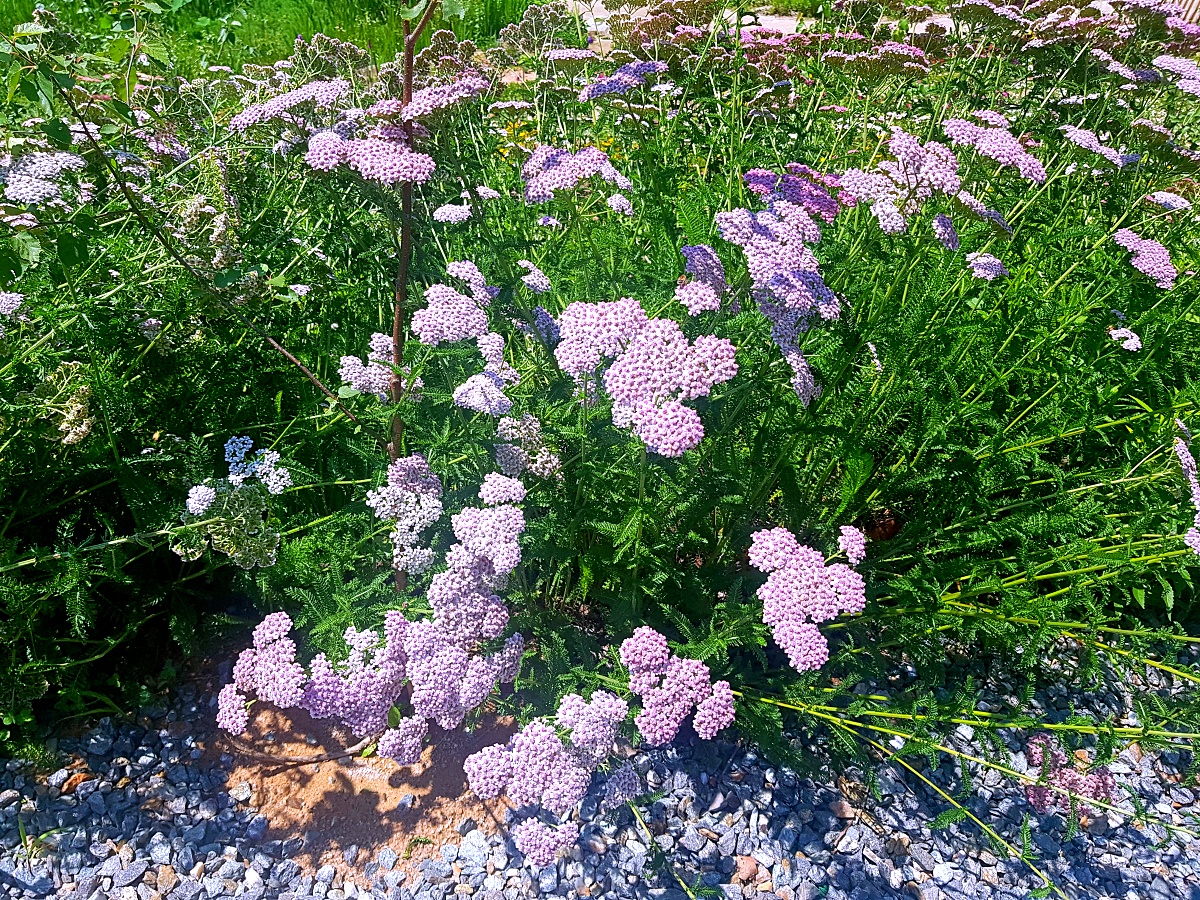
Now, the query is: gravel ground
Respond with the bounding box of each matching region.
[1,672,1196,900]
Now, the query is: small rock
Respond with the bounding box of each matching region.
[317,865,337,884]
[932,863,954,886]
[378,847,399,871]
[229,782,252,803]
[114,861,149,888]
[397,793,415,810]
[734,856,758,883]
[157,866,179,894]
[828,800,856,819]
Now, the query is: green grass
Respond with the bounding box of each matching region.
[0,0,535,75]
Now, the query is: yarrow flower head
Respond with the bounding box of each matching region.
[1023,734,1116,819]
[931,214,960,250]
[1146,191,1191,212]
[338,332,421,400]
[942,118,1047,183]
[1173,434,1200,557]
[522,145,631,204]
[433,202,473,223]
[838,525,867,565]
[577,60,669,101]
[1113,228,1176,289]
[518,260,552,293]
[223,436,292,493]
[675,245,727,315]
[1109,327,1141,351]
[749,526,866,672]
[619,627,736,745]
[966,252,1009,281]
[511,819,580,868]
[607,193,634,215]
[187,484,217,515]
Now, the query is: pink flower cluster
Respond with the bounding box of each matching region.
[1024,735,1116,818]
[1109,327,1142,351]
[217,612,320,732]
[556,298,737,456]
[1113,228,1176,289]
[522,145,632,204]
[454,371,513,416]
[675,245,727,315]
[1146,191,1190,212]
[231,79,349,131]
[464,719,591,815]
[620,626,736,744]
[966,252,1009,281]
[744,165,846,224]
[518,260,551,293]
[1174,434,1200,557]
[942,118,1047,183]
[511,819,580,868]
[495,414,562,478]
[602,760,642,810]
[412,276,491,346]
[840,128,961,236]
[306,133,437,186]
[838,525,867,565]
[218,456,528,762]
[578,60,670,101]
[748,526,867,672]
[402,75,491,121]
[823,41,930,78]
[1059,125,1138,168]
[556,690,629,764]
[717,168,849,406]
[366,455,444,575]
[338,332,421,401]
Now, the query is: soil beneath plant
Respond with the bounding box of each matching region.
[209,703,516,882]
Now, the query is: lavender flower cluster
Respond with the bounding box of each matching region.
[1024,734,1116,819]
[749,526,867,672]
[306,132,436,186]
[1113,228,1177,289]
[1174,431,1200,557]
[3,151,88,208]
[716,166,850,406]
[510,820,580,868]
[495,413,562,479]
[577,60,670,101]
[464,628,731,866]
[0,291,23,338]
[1109,326,1142,351]
[823,41,930,78]
[366,455,444,575]
[338,331,422,401]
[620,626,735,744]
[675,244,727,315]
[218,461,528,763]
[231,78,349,132]
[554,297,738,456]
[966,252,1009,281]
[522,145,632,204]
[942,117,1047,183]
[1059,124,1138,168]
[840,127,961,236]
